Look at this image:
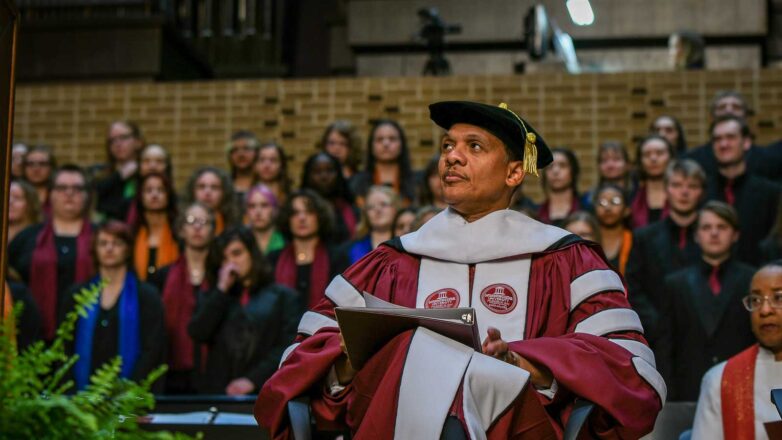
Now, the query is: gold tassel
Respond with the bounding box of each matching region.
[498,102,539,177]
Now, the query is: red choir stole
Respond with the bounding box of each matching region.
[161,256,208,372]
[333,199,357,239]
[630,184,670,229]
[274,242,329,310]
[30,220,94,340]
[721,344,760,440]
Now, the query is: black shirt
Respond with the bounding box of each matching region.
[62,280,166,390]
[706,171,781,265]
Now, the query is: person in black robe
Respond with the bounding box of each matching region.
[148,202,215,394]
[704,115,781,266]
[8,165,96,341]
[656,201,756,401]
[93,120,144,221]
[685,90,782,182]
[61,221,165,391]
[267,190,347,314]
[626,159,705,346]
[188,226,300,395]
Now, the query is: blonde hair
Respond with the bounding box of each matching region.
[354,185,400,238]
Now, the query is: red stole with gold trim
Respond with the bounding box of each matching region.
[721,344,759,440]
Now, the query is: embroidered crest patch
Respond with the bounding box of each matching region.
[424,288,461,309]
[480,283,517,314]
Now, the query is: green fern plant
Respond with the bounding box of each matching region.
[0,282,199,439]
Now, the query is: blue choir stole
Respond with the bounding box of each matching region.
[74,272,141,390]
[349,236,373,265]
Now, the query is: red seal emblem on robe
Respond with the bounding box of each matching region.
[424,289,460,309]
[480,284,517,314]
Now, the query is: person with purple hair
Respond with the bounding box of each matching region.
[245,184,286,256]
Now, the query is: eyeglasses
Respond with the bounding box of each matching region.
[742,294,782,311]
[52,184,86,194]
[108,133,134,144]
[597,196,623,208]
[185,215,211,227]
[366,201,393,211]
[24,160,51,168]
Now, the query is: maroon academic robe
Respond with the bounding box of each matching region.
[255,208,665,439]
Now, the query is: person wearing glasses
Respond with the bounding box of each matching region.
[593,183,632,275]
[656,201,756,401]
[626,159,706,347]
[691,261,782,439]
[94,120,144,221]
[8,165,96,342]
[149,202,215,394]
[21,144,57,218]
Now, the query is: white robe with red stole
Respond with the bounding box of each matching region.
[256,208,665,439]
[692,346,782,440]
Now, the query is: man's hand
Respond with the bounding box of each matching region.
[334,332,357,385]
[226,377,255,395]
[482,327,554,388]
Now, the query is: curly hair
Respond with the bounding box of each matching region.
[183,166,240,226]
[277,189,335,242]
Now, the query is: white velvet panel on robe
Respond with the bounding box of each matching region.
[462,352,530,440]
[415,258,470,308]
[298,311,338,336]
[471,259,531,342]
[570,269,625,311]
[325,275,366,308]
[394,327,474,440]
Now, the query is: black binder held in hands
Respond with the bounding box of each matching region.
[334,293,481,370]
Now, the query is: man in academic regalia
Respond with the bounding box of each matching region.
[254,101,665,439]
[691,261,782,439]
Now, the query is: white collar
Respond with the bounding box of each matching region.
[399,207,569,264]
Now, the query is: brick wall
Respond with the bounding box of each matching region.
[12,69,782,202]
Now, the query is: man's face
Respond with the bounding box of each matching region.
[695,210,738,259]
[749,266,782,355]
[438,123,521,216]
[713,96,747,119]
[712,120,750,167]
[229,138,257,172]
[666,173,703,215]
